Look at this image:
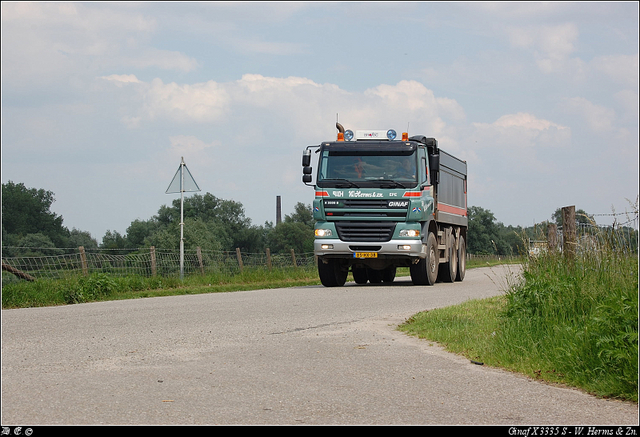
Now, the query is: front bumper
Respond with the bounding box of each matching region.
[314,238,426,259]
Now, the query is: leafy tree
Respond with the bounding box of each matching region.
[101,230,127,251]
[284,202,315,228]
[266,202,315,254]
[501,225,528,256]
[233,225,269,253]
[143,218,229,252]
[467,206,513,255]
[2,181,69,247]
[15,233,63,256]
[68,228,98,249]
[267,221,314,254]
[148,193,253,251]
[125,219,160,249]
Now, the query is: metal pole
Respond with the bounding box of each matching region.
[180,157,185,281]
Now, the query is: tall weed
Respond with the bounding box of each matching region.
[502,229,638,401]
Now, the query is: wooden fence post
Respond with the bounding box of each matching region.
[236,248,244,272]
[196,247,205,275]
[547,224,557,253]
[290,249,297,268]
[562,205,576,258]
[266,248,272,270]
[78,246,89,276]
[150,246,157,276]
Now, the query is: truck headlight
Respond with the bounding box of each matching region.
[399,229,420,237]
[315,229,333,237]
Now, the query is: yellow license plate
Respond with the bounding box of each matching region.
[354,252,378,258]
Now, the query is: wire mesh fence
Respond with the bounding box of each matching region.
[529,221,638,257]
[2,246,318,281]
[3,210,637,282]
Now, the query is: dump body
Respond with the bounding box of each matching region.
[302,129,467,287]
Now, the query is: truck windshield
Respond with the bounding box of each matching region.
[317,148,418,188]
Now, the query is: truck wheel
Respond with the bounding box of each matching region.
[410,233,438,285]
[456,235,466,282]
[352,266,368,284]
[318,259,347,287]
[367,268,383,283]
[440,238,458,283]
[382,266,396,283]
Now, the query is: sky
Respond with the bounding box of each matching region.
[2,2,638,244]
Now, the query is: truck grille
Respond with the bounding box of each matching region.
[324,199,408,219]
[342,199,389,208]
[335,222,396,242]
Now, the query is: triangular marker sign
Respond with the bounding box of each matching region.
[166,158,201,194]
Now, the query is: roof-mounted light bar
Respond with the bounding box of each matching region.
[353,129,397,140]
[337,127,409,142]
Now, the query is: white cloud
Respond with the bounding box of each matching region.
[141,78,231,123]
[590,54,639,89]
[562,97,617,133]
[0,2,191,91]
[506,22,585,76]
[614,89,639,122]
[158,136,220,178]
[471,112,571,149]
[365,80,466,122]
[125,48,199,72]
[491,112,565,131]
[99,74,142,85]
[229,39,307,56]
[104,75,467,148]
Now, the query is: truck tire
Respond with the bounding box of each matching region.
[367,268,383,283]
[318,259,348,287]
[440,238,458,283]
[352,266,368,284]
[410,233,439,285]
[456,235,466,281]
[382,266,396,283]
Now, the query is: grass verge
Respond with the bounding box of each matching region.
[399,246,638,402]
[2,256,514,309]
[1,267,321,309]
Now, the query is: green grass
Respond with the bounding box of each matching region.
[399,244,638,402]
[2,255,513,309]
[1,267,321,308]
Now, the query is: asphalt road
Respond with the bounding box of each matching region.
[2,265,638,425]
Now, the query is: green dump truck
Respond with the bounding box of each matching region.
[302,123,468,287]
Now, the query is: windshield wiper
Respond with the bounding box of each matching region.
[319,178,360,188]
[373,179,408,188]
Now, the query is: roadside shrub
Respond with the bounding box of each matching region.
[63,273,117,304]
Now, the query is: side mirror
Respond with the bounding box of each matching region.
[429,154,440,185]
[302,174,312,183]
[302,149,311,167]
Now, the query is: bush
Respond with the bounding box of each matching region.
[63,273,117,304]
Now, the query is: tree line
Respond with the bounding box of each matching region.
[3,180,624,258]
[2,181,314,256]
